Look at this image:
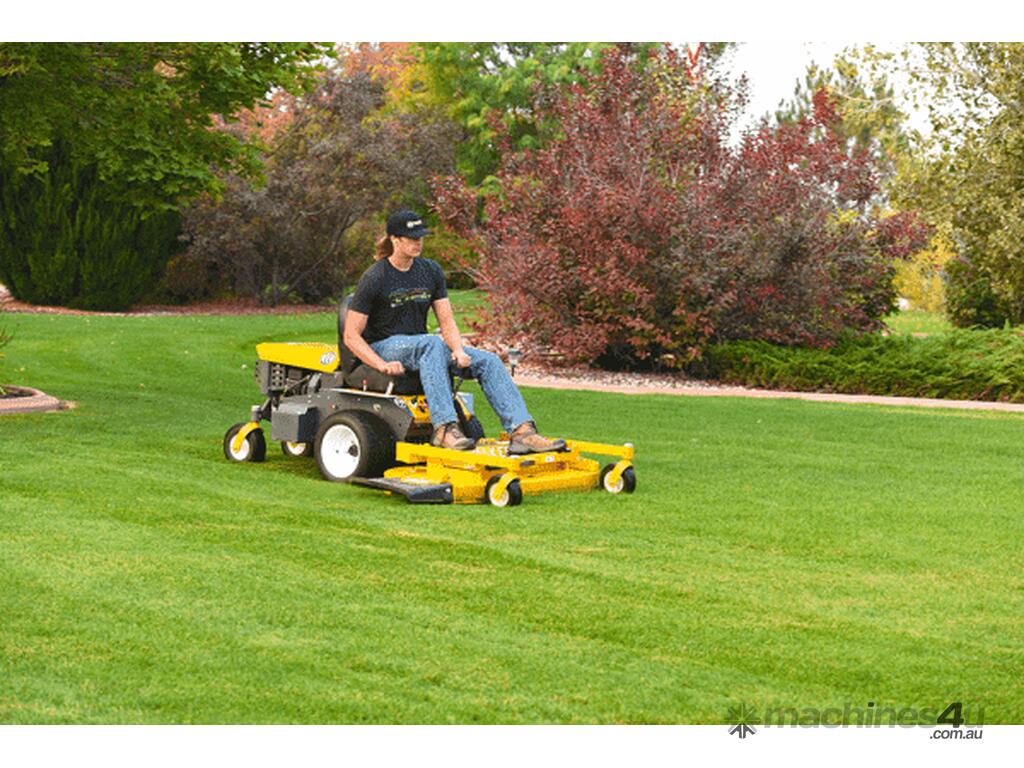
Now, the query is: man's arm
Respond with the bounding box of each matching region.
[433,298,471,368]
[343,309,404,376]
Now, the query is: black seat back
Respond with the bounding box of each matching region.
[337,293,424,394]
[337,294,359,375]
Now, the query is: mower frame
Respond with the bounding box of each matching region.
[224,339,636,507]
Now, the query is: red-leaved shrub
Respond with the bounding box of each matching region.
[432,45,929,367]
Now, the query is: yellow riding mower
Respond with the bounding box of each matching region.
[223,299,636,507]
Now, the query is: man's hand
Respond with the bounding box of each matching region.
[379,361,405,376]
[452,349,472,369]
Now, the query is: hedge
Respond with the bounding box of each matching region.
[0,142,181,311]
[698,330,1024,403]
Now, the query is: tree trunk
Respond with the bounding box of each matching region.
[271,259,280,307]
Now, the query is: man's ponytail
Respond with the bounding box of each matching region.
[374,235,394,261]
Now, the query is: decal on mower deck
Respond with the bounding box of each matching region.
[320,351,337,366]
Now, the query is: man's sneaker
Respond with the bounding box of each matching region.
[508,421,567,455]
[432,422,476,451]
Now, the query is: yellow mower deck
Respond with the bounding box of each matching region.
[352,437,635,506]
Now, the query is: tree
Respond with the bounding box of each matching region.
[776,52,958,314]
[0,142,181,310]
[0,43,326,206]
[365,43,730,188]
[850,43,1024,326]
[775,53,913,169]
[924,44,1024,325]
[175,70,459,305]
[0,43,328,309]
[433,45,928,368]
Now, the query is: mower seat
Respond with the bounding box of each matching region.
[348,364,424,395]
[338,295,425,395]
[337,295,476,395]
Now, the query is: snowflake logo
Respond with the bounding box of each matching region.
[726,703,759,738]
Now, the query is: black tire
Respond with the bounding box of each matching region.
[314,411,395,482]
[281,440,314,458]
[223,422,267,463]
[485,475,523,507]
[600,464,636,494]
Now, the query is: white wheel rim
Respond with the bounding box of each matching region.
[489,481,510,507]
[285,441,306,456]
[230,433,252,461]
[604,472,624,493]
[321,425,360,478]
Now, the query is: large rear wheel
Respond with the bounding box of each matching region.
[314,412,395,482]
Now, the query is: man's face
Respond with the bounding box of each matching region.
[393,235,423,259]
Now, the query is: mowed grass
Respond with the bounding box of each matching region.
[426,288,487,333]
[0,309,1022,724]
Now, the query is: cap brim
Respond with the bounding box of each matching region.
[406,228,432,239]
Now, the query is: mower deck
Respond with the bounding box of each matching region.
[359,438,635,506]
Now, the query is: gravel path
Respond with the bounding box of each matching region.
[5,283,1023,414]
[514,364,1024,413]
[0,283,328,317]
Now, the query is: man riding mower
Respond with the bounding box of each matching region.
[222,210,636,506]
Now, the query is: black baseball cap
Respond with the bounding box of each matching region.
[386,209,433,239]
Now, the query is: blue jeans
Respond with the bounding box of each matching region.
[370,334,532,431]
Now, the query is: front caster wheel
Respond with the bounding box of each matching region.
[600,464,636,494]
[485,475,523,507]
[224,422,267,463]
[281,441,313,458]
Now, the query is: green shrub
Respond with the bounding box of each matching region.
[434,47,931,369]
[424,222,478,290]
[698,330,1024,402]
[943,255,1008,329]
[0,142,181,311]
[942,250,1024,330]
[174,71,458,307]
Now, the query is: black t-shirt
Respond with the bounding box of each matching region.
[350,257,448,344]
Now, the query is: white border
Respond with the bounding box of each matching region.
[3,725,1022,768]
[2,1,1019,41]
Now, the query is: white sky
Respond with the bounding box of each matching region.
[726,42,853,127]
[720,42,930,143]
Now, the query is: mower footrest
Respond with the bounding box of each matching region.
[351,477,454,504]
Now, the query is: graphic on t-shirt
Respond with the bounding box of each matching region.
[388,288,433,308]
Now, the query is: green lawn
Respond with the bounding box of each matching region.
[884,308,953,335]
[426,288,487,333]
[0,309,1021,724]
